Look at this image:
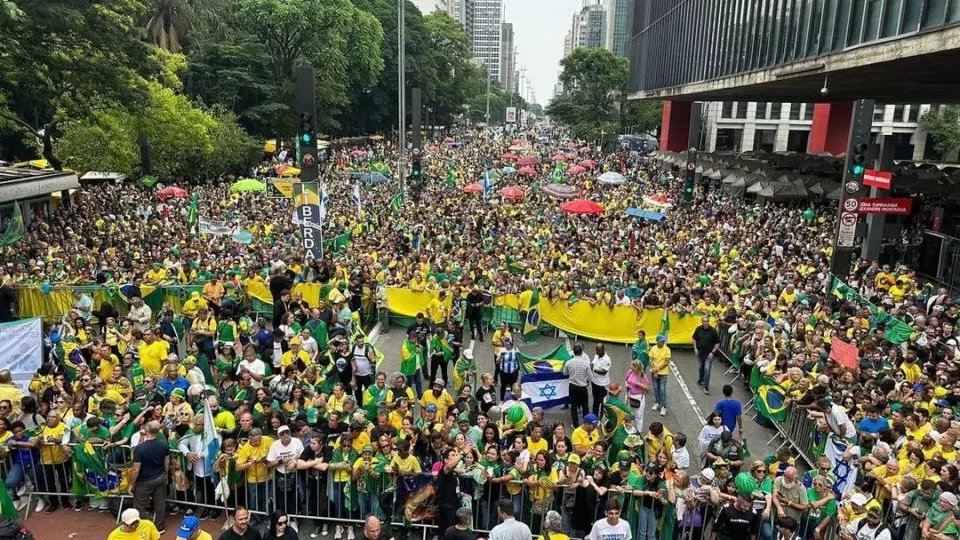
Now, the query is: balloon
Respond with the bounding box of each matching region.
[802,209,815,221]
[41,284,52,295]
[507,405,524,424]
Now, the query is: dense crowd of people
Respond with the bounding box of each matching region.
[0,128,958,540]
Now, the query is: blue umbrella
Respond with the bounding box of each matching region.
[503,166,516,174]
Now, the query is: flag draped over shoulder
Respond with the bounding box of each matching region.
[389,189,403,213]
[203,398,222,485]
[0,201,24,247]
[519,345,572,409]
[600,396,633,439]
[72,442,133,498]
[522,289,540,343]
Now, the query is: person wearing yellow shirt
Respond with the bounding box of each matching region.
[644,422,674,462]
[138,329,170,378]
[875,265,895,291]
[419,378,455,419]
[525,424,549,455]
[235,428,273,515]
[280,337,311,370]
[202,277,226,316]
[180,291,208,341]
[901,355,922,383]
[426,291,450,326]
[571,415,601,455]
[37,411,72,511]
[94,345,121,382]
[409,275,426,292]
[88,380,126,415]
[388,439,422,477]
[108,508,161,540]
[327,384,349,414]
[649,334,671,415]
[778,284,798,307]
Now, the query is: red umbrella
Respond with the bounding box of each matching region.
[499,186,525,200]
[428,145,440,152]
[499,153,519,160]
[566,141,578,148]
[443,136,454,142]
[519,167,537,176]
[511,138,524,145]
[463,183,483,193]
[551,153,568,162]
[565,152,577,160]
[157,186,187,200]
[349,149,364,157]
[580,159,597,169]
[517,156,539,166]
[567,165,586,175]
[579,146,592,153]
[560,199,605,215]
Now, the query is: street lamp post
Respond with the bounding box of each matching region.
[397,0,406,194]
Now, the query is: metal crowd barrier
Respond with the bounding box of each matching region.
[1,439,925,540]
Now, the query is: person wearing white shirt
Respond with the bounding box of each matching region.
[236,346,267,389]
[267,425,305,522]
[590,344,612,416]
[586,499,632,540]
[177,415,220,519]
[300,330,320,364]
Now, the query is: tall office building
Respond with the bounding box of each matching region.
[501,23,516,94]
[457,0,474,43]
[604,0,629,56]
[472,0,503,83]
[563,29,573,58]
[570,1,606,51]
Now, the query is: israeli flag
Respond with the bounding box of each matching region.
[482,169,492,202]
[352,182,362,217]
[522,371,569,409]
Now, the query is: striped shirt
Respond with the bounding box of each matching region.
[499,349,520,374]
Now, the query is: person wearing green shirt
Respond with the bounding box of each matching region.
[363,372,388,420]
[400,334,425,395]
[802,476,837,540]
[632,330,649,369]
[352,445,384,519]
[627,462,673,540]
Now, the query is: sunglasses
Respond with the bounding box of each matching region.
[278,520,288,526]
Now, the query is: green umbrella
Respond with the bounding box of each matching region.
[230,178,266,192]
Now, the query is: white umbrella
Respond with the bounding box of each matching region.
[598,172,626,185]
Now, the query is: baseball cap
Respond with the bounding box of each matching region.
[656,334,666,342]
[177,515,200,539]
[121,508,141,525]
[712,458,727,467]
[426,403,438,413]
[567,454,581,465]
[433,378,445,387]
[584,414,599,426]
[171,388,186,400]
[700,468,716,482]
[277,425,291,435]
[942,492,959,507]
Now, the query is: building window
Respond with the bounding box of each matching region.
[716,128,743,152]
[770,102,782,120]
[789,104,801,121]
[722,102,734,118]
[753,129,776,152]
[803,103,814,121]
[874,104,886,122]
[893,104,905,122]
[907,104,922,123]
[786,130,810,152]
[735,102,748,119]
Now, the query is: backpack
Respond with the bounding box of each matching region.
[0,519,34,540]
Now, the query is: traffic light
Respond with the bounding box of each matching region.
[683,162,695,201]
[411,157,422,181]
[850,142,868,177]
[298,112,314,145]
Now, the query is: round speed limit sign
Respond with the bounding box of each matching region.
[843,198,859,212]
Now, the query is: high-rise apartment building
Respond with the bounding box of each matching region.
[570,1,606,51]
[411,0,451,17]
[501,22,516,94]
[457,0,474,43]
[604,0,629,56]
[472,0,503,83]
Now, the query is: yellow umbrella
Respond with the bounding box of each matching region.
[264,139,277,154]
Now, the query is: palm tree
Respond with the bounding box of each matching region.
[145,0,190,52]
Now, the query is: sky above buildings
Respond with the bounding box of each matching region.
[506,0,581,105]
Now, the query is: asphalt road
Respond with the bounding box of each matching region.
[369,323,777,467]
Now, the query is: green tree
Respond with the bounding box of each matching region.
[546,48,629,142]
[921,105,960,156]
[0,0,155,170]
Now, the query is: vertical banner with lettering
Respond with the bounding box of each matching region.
[293,182,323,260]
[0,317,43,391]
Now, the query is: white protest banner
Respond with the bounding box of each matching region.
[0,317,43,392]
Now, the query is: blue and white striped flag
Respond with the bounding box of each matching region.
[352,182,362,217]
[318,186,330,223]
[482,169,492,202]
[202,396,222,486]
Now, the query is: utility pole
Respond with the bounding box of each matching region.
[484,59,492,126]
[831,99,875,282]
[397,0,406,195]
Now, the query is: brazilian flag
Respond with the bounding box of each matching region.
[522,289,540,343]
[755,383,788,422]
[600,396,634,439]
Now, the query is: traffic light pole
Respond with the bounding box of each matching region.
[830,98,875,283]
[295,67,319,182]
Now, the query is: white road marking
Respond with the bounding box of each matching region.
[669,360,707,426]
[367,322,382,345]
[467,338,476,355]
